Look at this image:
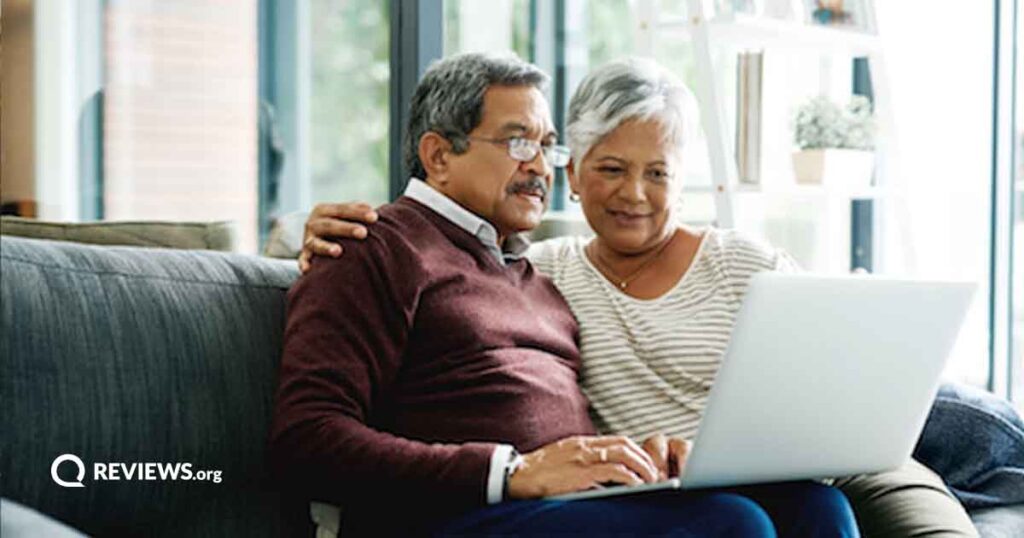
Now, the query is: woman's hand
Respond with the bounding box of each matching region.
[506,435,661,499]
[298,202,379,273]
[641,433,692,480]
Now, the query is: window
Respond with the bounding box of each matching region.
[586,0,638,67]
[308,0,390,207]
[444,0,531,57]
[875,2,995,389]
[1012,0,1023,406]
[104,0,259,251]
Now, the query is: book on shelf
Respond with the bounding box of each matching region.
[735,51,763,185]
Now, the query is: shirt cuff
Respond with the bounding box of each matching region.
[486,444,515,504]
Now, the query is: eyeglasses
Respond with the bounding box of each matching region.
[466,136,571,168]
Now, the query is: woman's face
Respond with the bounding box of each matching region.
[569,118,683,255]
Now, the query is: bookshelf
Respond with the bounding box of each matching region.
[657,15,882,55]
[635,0,898,273]
[682,183,890,200]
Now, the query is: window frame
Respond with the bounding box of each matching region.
[991,0,1019,402]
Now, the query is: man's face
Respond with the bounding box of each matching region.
[439,85,556,239]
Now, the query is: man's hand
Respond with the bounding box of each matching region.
[299,202,379,273]
[641,433,692,480]
[506,435,661,499]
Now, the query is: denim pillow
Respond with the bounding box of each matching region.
[913,382,1024,508]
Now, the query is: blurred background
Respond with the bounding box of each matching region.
[1,0,1020,408]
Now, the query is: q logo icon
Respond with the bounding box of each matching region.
[51,454,86,488]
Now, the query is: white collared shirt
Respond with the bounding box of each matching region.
[403,178,529,267]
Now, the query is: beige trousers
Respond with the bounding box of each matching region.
[833,459,978,538]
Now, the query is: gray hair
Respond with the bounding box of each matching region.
[404,53,550,180]
[566,57,698,162]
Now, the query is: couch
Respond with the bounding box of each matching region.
[2,234,1022,537]
[0,235,304,537]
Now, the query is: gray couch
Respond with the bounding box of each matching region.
[0,235,304,537]
[2,235,1022,537]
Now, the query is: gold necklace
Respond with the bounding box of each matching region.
[587,231,677,290]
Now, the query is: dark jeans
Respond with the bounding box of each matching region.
[436,481,859,537]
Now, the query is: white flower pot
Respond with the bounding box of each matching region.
[791,149,875,190]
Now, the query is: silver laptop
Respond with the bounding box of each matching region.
[552,273,975,501]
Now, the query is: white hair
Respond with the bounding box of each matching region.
[566,57,699,162]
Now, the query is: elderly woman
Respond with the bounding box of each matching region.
[300,57,977,537]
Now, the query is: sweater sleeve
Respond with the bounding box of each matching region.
[268,234,496,506]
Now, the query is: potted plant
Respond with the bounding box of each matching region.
[791,94,876,188]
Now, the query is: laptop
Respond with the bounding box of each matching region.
[551,273,976,501]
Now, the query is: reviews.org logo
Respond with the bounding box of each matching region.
[51,454,223,487]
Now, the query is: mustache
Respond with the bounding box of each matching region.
[507,176,549,199]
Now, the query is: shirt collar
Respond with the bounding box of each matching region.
[403,178,529,265]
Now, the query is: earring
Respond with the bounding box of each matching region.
[569,192,580,203]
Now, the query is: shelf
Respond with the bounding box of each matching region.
[681,183,889,199]
[648,0,890,235]
[656,15,882,56]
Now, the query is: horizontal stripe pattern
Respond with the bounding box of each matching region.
[528,228,798,441]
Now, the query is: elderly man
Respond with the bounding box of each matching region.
[269,53,856,537]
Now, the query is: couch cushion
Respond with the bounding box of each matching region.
[0,236,304,537]
[0,216,238,251]
[914,383,1024,509]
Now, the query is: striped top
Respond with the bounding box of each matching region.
[528,227,799,441]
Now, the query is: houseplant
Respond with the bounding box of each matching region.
[791,94,876,188]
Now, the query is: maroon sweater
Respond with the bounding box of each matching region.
[269,197,595,530]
